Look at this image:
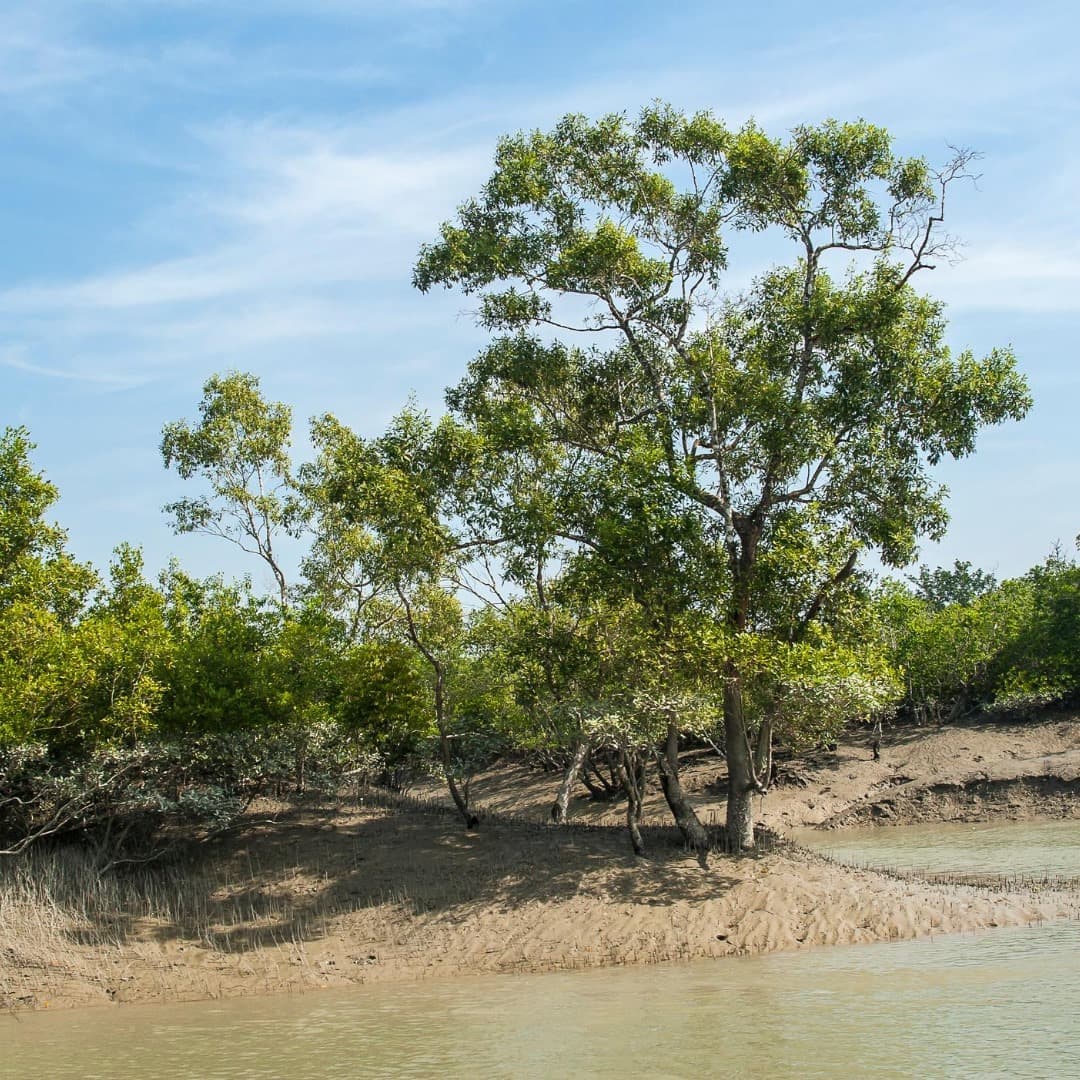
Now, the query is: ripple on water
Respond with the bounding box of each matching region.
[4,922,1080,1080]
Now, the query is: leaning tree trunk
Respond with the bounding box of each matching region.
[551,737,589,823]
[434,668,478,829]
[723,665,763,851]
[655,723,711,858]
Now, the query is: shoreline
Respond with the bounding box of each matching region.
[3,714,1079,1014]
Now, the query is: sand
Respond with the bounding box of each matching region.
[3,713,1078,1012]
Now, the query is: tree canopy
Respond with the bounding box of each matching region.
[416,105,1031,846]
[161,372,302,606]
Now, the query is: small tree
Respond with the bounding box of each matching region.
[995,552,1080,709]
[0,426,96,623]
[304,406,489,826]
[161,372,303,607]
[908,560,997,610]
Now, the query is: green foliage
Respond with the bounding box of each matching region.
[162,372,303,604]
[0,430,101,750]
[998,554,1080,701]
[908,559,997,610]
[482,591,724,761]
[0,426,96,622]
[875,577,1018,721]
[739,633,899,751]
[416,105,1030,844]
[337,639,432,773]
[61,545,173,750]
[876,553,1080,722]
[159,575,279,737]
[418,107,1029,576]
[0,600,69,746]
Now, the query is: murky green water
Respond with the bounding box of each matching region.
[4,922,1079,1079]
[794,818,1080,878]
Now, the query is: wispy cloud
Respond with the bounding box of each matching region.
[0,10,117,103]
[935,242,1080,314]
[1,0,1075,580]
[0,347,149,388]
[0,115,492,394]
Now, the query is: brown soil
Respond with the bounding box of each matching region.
[3,712,1078,1013]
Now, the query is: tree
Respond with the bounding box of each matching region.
[875,575,1030,723]
[908,559,997,610]
[0,426,96,623]
[159,570,285,755]
[996,552,1080,707]
[415,105,1031,848]
[303,406,490,826]
[337,638,432,788]
[161,372,302,606]
[0,428,97,751]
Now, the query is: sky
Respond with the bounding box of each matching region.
[2,0,1078,593]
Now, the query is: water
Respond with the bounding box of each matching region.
[793,818,1080,879]
[4,922,1079,1079]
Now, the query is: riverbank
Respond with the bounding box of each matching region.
[3,713,1078,1012]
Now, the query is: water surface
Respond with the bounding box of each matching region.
[5,922,1078,1079]
[793,818,1080,878]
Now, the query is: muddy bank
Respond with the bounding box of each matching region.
[417,714,1080,838]
[818,773,1080,829]
[3,802,1077,1014]
[3,713,1078,1013]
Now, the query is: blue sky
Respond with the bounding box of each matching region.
[2,0,1078,592]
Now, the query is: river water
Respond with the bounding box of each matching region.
[792,818,1080,879]
[5,820,1080,1079]
[4,922,1079,1079]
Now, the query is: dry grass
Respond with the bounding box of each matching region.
[0,824,416,1009]
[0,789,750,1009]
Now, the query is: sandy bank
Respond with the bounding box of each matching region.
[3,714,1078,1013]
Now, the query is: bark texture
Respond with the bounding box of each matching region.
[723,671,756,850]
[551,738,589,823]
[616,751,646,856]
[656,724,710,859]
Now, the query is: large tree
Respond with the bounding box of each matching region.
[415,105,1031,848]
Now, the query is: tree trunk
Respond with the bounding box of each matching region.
[616,749,646,856]
[753,717,773,791]
[551,737,589,823]
[655,723,710,859]
[723,667,756,851]
[579,765,606,800]
[725,782,754,854]
[434,667,478,829]
[294,741,307,795]
[581,750,620,800]
[444,773,478,828]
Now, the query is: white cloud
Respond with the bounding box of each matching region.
[0,10,116,102]
[930,241,1080,314]
[0,122,487,311]
[0,347,149,388]
[0,114,494,397]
